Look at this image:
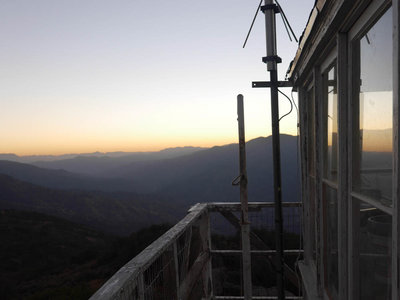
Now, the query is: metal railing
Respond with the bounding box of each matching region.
[90,202,303,300]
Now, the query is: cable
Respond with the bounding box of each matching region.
[291,90,299,117]
[278,89,293,121]
[279,90,302,297]
[276,1,292,42]
[291,89,300,130]
[280,12,292,42]
[275,0,299,43]
[243,0,263,48]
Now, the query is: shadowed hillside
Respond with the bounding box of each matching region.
[0,160,136,192]
[0,175,180,235]
[110,134,300,204]
[0,210,171,299]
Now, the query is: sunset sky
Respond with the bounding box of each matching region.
[0,0,314,155]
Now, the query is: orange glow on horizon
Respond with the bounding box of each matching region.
[361,128,392,153]
[1,136,241,156]
[1,124,299,156]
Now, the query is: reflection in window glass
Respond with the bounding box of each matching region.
[325,65,338,182]
[310,177,316,261]
[324,184,338,298]
[354,8,393,207]
[307,87,317,262]
[359,203,391,299]
[323,63,338,298]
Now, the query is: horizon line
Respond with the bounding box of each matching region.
[0,135,292,157]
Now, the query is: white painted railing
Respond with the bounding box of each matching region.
[90,202,303,300]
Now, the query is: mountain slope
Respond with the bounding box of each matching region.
[0,209,171,299]
[0,160,135,192]
[0,209,116,299]
[110,135,300,204]
[27,147,205,175]
[0,174,180,235]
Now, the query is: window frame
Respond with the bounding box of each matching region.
[347,1,394,299]
[304,80,317,270]
[320,51,339,299]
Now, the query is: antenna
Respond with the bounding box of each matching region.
[243,0,298,48]
[243,0,263,48]
[275,0,298,43]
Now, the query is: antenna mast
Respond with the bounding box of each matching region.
[261,0,285,298]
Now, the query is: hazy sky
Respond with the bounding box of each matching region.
[0,0,314,155]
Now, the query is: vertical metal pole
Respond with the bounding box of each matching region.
[237,94,252,300]
[263,0,285,299]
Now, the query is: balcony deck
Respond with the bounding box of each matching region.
[90,202,303,300]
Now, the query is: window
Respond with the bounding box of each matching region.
[352,7,393,208]
[297,0,396,299]
[350,4,393,299]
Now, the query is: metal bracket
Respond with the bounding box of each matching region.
[252,81,293,88]
[260,4,280,14]
[231,174,248,186]
[231,175,241,186]
[262,55,282,64]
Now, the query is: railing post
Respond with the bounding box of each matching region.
[138,273,145,300]
[180,227,192,281]
[237,94,252,300]
[173,241,181,300]
[199,211,213,299]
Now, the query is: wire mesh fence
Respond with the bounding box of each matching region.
[143,244,177,300]
[210,202,303,298]
[91,202,303,300]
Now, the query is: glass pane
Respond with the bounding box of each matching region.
[324,184,338,297]
[324,65,338,182]
[359,202,392,299]
[353,8,393,207]
[307,85,316,262]
[307,87,315,176]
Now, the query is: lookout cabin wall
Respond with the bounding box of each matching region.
[289,0,400,299]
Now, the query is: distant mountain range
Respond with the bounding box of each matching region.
[30,146,205,178]
[0,146,205,165]
[106,134,300,204]
[0,135,299,200]
[0,135,300,234]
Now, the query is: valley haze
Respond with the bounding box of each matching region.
[0,135,300,235]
